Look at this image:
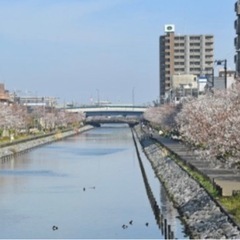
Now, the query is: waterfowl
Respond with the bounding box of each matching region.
[52,225,58,231]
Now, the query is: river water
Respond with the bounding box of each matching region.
[0,124,188,239]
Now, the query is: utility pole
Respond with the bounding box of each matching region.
[96,89,100,105]
[212,67,214,88]
[132,87,135,107]
[224,59,227,89]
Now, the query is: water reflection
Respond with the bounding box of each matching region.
[0,169,67,177]
[0,124,187,239]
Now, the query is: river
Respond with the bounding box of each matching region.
[0,124,188,239]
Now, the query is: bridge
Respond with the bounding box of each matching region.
[65,104,148,126]
[66,104,147,117]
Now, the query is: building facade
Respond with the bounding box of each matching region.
[0,83,10,102]
[159,24,214,103]
[214,69,236,90]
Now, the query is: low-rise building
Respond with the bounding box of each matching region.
[218,69,236,89]
[198,77,208,93]
[172,74,198,89]
[13,94,58,113]
[168,74,198,103]
[0,83,10,103]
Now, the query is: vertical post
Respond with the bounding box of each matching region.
[160,214,164,234]
[164,219,167,239]
[224,59,227,89]
[238,51,240,79]
[212,67,214,88]
[96,89,100,105]
[132,87,135,107]
[167,224,171,239]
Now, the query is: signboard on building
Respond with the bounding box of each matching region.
[164,24,175,33]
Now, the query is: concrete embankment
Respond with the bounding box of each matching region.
[0,125,93,163]
[134,125,240,239]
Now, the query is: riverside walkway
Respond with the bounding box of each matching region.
[150,133,240,196]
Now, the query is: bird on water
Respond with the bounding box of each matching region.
[52,225,58,231]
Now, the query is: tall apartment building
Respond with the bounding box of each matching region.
[159,25,214,102]
[234,1,240,76]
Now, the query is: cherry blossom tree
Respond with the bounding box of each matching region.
[176,83,240,167]
[144,82,240,168]
[144,103,181,134]
[0,103,28,131]
[0,102,86,140]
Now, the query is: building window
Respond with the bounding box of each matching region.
[175,36,185,41]
[190,49,200,52]
[190,43,200,47]
[190,36,200,40]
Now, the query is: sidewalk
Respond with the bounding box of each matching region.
[151,133,240,196]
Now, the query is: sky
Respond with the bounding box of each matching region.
[0,0,237,105]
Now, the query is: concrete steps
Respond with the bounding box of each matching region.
[152,134,240,196]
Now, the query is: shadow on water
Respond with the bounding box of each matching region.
[132,130,177,239]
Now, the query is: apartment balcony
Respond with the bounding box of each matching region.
[205,47,214,52]
[174,46,185,51]
[189,48,201,53]
[205,61,213,66]
[205,35,214,43]
[205,50,214,56]
[189,52,201,57]
[205,54,213,58]
[189,38,201,43]
[235,36,240,50]
[235,18,240,34]
[174,59,185,64]
[235,1,240,15]
[164,49,171,53]
[174,68,185,73]
[205,55,214,60]
[190,63,201,67]
[205,42,213,47]
[174,37,185,42]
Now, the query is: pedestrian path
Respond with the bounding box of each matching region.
[151,133,240,196]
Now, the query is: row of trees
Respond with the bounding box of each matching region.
[144,82,240,168]
[0,103,85,139]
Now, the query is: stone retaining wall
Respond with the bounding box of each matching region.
[134,125,240,239]
[0,125,93,163]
